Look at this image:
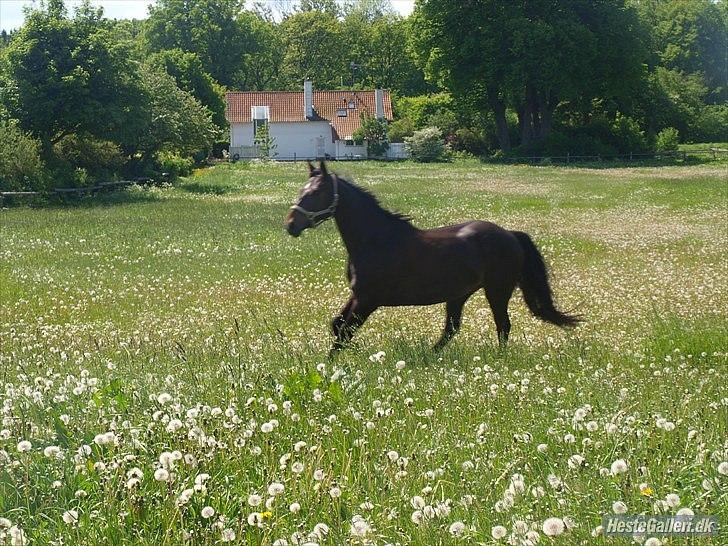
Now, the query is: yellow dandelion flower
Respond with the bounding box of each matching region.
[640,487,654,496]
[261,511,273,519]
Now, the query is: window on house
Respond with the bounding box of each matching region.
[336,108,348,117]
[348,100,356,109]
[345,139,355,146]
[251,106,270,136]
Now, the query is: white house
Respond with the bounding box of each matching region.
[225,81,403,160]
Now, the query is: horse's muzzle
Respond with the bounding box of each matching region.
[286,221,303,237]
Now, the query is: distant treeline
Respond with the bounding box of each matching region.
[0,0,726,191]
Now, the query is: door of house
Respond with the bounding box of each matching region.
[315,137,325,159]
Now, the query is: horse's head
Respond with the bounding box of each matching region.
[285,160,339,237]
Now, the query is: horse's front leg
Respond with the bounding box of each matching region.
[329,296,376,357]
[331,296,354,340]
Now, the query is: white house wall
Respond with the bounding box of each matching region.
[335,140,368,159]
[230,122,392,160]
[268,122,334,160]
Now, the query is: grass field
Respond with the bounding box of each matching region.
[1,159,726,545]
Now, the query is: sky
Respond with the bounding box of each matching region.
[0,0,415,32]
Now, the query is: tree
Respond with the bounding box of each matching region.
[149,49,226,128]
[233,12,284,90]
[144,0,251,87]
[353,114,389,157]
[634,0,727,103]
[2,0,142,155]
[411,0,647,151]
[279,11,345,89]
[0,120,47,191]
[299,0,340,16]
[131,64,219,160]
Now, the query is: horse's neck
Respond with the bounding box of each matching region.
[334,183,400,257]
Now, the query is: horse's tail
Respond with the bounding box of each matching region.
[511,231,581,328]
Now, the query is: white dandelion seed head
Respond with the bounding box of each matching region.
[17,441,32,453]
[543,517,565,536]
[665,493,680,508]
[289,502,301,513]
[201,506,215,519]
[491,525,507,539]
[62,510,79,525]
[611,459,629,475]
[612,501,628,514]
[154,468,170,482]
[268,482,284,496]
[248,494,262,507]
[449,521,466,537]
[717,461,728,476]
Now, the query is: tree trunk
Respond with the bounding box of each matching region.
[488,91,511,152]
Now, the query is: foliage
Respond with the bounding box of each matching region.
[133,64,219,159]
[148,49,226,128]
[144,0,248,87]
[655,127,680,152]
[395,93,454,129]
[54,134,125,180]
[387,118,415,143]
[0,120,47,191]
[404,126,446,162]
[412,1,648,151]
[279,11,345,89]
[156,151,194,178]
[352,115,389,157]
[2,2,142,153]
[253,123,278,160]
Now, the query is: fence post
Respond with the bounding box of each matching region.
[566,152,570,164]
[629,151,633,161]
[294,152,296,163]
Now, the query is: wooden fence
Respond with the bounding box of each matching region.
[0,178,155,202]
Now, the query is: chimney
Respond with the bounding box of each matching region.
[304,80,313,119]
[374,89,384,119]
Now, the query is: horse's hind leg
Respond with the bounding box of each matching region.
[433,295,470,351]
[484,283,516,347]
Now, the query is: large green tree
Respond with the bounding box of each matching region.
[412,0,647,151]
[149,48,226,128]
[1,0,141,154]
[279,11,345,89]
[634,0,727,103]
[144,0,251,87]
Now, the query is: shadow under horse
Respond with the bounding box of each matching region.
[285,161,581,355]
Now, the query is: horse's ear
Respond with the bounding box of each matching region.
[319,160,328,176]
[306,160,315,175]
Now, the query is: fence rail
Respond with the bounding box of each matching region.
[491,148,727,164]
[0,178,156,201]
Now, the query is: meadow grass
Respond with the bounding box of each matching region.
[0,159,726,545]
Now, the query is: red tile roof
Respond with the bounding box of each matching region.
[225,90,393,139]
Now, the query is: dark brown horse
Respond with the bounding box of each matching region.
[285,161,580,354]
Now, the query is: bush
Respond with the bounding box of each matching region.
[388,119,415,143]
[694,105,728,142]
[452,127,489,156]
[156,152,194,179]
[352,115,389,158]
[610,113,648,154]
[405,127,446,162]
[395,93,455,128]
[655,127,680,152]
[0,121,47,191]
[54,135,125,181]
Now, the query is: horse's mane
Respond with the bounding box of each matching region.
[333,173,415,228]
